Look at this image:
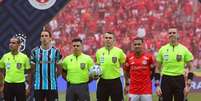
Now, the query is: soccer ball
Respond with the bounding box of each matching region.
[89,65,102,77]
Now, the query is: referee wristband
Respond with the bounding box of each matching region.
[154,73,161,81]
[187,72,194,80]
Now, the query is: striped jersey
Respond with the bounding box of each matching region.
[31,46,62,90]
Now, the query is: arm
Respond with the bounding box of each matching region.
[0,69,4,87]
[27,64,35,88]
[61,69,67,81]
[155,62,162,86]
[186,60,193,86]
[56,49,63,77]
[0,69,4,95]
[155,62,162,96]
[123,69,129,86]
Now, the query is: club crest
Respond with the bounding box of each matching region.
[28,0,56,10]
[15,33,27,52]
[80,63,86,70]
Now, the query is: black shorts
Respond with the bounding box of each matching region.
[97,77,123,101]
[160,75,185,101]
[34,90,58,101]
[4,82,26,101]
[66,82,90,101]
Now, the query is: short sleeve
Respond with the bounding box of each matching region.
[95,50,100,64]
[119,49,126,64]
[30,49,36,64]
[0,56,5,69]
[62,58,68,70]
[55,48,62,63]
[184,48,193,63]
[156,48,163,63]
[25,55,31,70]
[123,55,130,71]
[87,56,94,70]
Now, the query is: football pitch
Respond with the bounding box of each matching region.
[58,92,201,101]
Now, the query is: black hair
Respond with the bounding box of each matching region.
[42,30,52,37]
[11,36,21,44]
[134,37,144,43]
[105,32,115,35]
[72,38,82,43]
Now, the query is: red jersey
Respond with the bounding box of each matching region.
[124,52,154,94]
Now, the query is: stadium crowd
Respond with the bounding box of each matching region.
[47,0,201,70]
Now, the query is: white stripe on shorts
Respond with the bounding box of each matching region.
[128,94,152,101]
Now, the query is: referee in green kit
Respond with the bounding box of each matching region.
[155,27,194,101]
[96,32,126,101]
[61,38,94,101]
[0,37,31,101]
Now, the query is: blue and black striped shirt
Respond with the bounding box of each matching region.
[31,46,62,90]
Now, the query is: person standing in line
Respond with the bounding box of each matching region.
[155,27,194,101]
[0,36,31,101]
[61,38,94,101]
[96,32,126,101]
[124,37,155,101]
[31,30,62,101]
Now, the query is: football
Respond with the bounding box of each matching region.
[89,65,102,77]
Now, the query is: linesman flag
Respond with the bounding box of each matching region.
[0,0,70,56]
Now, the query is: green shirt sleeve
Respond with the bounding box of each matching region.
[119,49,126,64]
[96,50,100,64]
[25,55,31,70]
[62,58,68,70]
[87,56,94,70]
[184,48,193,63]
[0,56,5,69]
[156,48,163,63]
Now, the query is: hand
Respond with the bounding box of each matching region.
[156,86,162,96]
[184,86,190,97]
[26,87,31,96]
[124,85,129,95]
[92,75,100,80]
[187,79,192,87]
[0,83,3,96]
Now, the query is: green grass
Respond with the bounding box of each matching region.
[58,92,201,101]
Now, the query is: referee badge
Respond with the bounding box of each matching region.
[176,55,182,62]
[16,63,22,69]
[6,63,11,69]
[112,57,117,63]
[163,54,169,61]
[80,63,86,70]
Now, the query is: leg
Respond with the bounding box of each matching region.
[128,94,140,101]
[110,78,123,101]
[96,79,110,101]
[3,83,14,101]
[76,84,90,101]
[66,85,76,101]
[34,90,45,101]
[173,76,185,101]
[140,94,152,101]
[15,83,26,101]
[46,90,59,101]
[161,76,173,101]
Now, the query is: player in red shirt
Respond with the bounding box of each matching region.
[124,37,155,101]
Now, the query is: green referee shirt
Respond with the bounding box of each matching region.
[0,52,31,83]
[62,53,94,84]
[96,47,126,79]
[156,43,193,76]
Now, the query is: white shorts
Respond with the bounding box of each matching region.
[128,94,152,101]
